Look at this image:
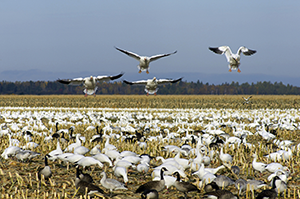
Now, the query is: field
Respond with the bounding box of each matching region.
[0,95,300,199]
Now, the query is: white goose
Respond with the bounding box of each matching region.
[57,73,123,97]
[252,154,267,174]
[123,77,182,96]
[115,46,177,74]
[209,46,256,72]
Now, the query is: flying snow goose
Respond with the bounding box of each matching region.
[123,77,182,95]
[115,46,177,74]
[57,73,123,97]
[209,46,256,72]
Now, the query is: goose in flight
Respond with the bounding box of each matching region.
[209,46,256,73]
[123,77,182,96]
[242,96,252,104]
[57,73,123,97]
[115,47,177,74]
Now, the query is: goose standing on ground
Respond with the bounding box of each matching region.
[136,167,168,193]
[123,77,182,96]
[141,189,159,199]
[57,73,123,97]
[173,171,200,199]
[252,154,267,175]
[209,46,256,73]
[204,189,239,199]
[76,166,93,183]
[38,155,52,182]
[75,168,104,196]
[100,171,127,196]
[115,46,177,74]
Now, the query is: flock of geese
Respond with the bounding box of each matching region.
[1,106,297,199]
[57,46,256,96]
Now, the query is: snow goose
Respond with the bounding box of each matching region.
[57,73,123,97]
[242,96,252,104]
[136,167,168,193]
[74,146,90,155]
[114,157,136,169]
[267,169,289,183]
[137,162,150,174]
[115,46,177,74]
[174,152,191,170]
[252,154,267,175]
[100,171,127,196]
[38,155,52,181]
[15,150,40,162]
[265,162,285,173]
[113,166,128,184]
[123,77,182,96]
[219,147,233,164]
[64,134,81,152]
[104,137,117,151]
[246,179,268,191]
[173,171,200,199]
[90,144,101,155]
[93,153,113,167]
[209,46,256,73]
[76,157,103,169]
[102,148,120,161]
[121,155,142,165]
[1,145,21,159]
[213,175,234,188]
[65,154,85,164]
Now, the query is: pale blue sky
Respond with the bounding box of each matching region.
[0,1,299,85]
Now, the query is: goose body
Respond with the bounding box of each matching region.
[76,157,103,169]
[136,167,167,193]
[209,46,256,73]
[123,77,182,95]
[75,169,104,196]
[173,171,200,199]
[100,171,127,193]
[38,155,52,181]
[204,189,238,199]
[252,154,266,174]
[115,46,177,74]
[57,73,123,97]
[141,189,159,199]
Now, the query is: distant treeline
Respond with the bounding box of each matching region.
[0,80,299,95]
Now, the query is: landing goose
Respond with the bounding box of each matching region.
[57,73,123,97]
[173,171,200,199]
[209,46,256,72]
[136,167,167,193]
[123,77,182,96]
[115,46,177,74]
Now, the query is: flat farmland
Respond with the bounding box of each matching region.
[0,95,300,109]
[0,95,300,199]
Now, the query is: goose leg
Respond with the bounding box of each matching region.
[146,70,149,74]
[238,68,241,73]
[138,70,142,73]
